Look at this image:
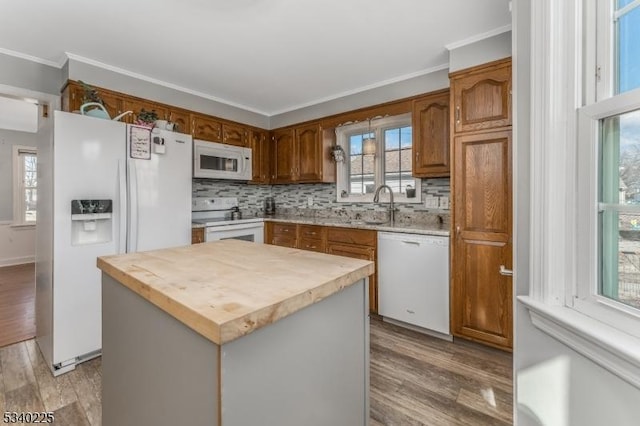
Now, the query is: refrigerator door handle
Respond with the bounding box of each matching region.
[127,160,138,253]
[117,160,127,254]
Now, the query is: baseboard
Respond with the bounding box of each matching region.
[0,256,35,267]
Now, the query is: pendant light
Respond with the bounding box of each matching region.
[362,118,376,156]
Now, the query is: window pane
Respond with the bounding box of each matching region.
[21,153,37,222]
[617,0,635,10]
[25,188,37,222]
[384,127,416,194]
[600,108,640,309]
[348,134,374,195]
[616,4,640,93]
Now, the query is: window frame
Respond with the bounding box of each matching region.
[575,89,640,339]
[520,0,640,389]
[12,145,37,227]
[335,113,421,203]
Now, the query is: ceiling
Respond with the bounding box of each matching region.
[0,0,511,116]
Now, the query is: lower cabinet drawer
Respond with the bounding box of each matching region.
[271,235,297,248]
[272,223,297,236]
[298,237,325,253]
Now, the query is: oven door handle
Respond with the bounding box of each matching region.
[206,222,264,233]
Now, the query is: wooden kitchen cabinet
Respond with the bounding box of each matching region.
[192,228,205,244]
[192,114,222,142]
[62,82,123,120]
[266,222,297,248]
[450,58,512,134]
[270,123,335,184]
[123,98,168,124]
[249,129,270,183]
[295,123,322,182]
[264,222,378,313]
[298,225,326,253]
[271,128,296,183]
[221,122,248,147]
[168,108,191,134]
[412,90,450,177]
[449,58,513,351]
[326,227,378,314]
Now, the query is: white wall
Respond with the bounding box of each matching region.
[0,52,62,95]
[67,59,270,129]
[0,223,35,266]
[0,128,43,220]
[449,31,512,73]
[512,0,640,424]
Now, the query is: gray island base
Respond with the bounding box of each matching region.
[98,240,373,426]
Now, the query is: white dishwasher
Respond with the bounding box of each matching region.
[377,232,450,336]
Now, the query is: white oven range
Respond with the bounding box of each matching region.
[192,197,264,243]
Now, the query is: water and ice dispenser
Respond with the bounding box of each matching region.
[71,199,113,245]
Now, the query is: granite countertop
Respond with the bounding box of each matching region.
[263,216,450,237]
[191,216,450,236]
[97,240,374,345]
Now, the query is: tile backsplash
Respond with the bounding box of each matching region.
[193,178,450,224]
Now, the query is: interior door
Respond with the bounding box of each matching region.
[451,130,512,350]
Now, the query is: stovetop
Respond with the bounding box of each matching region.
[192,216,264,227]
[191,196,263,227]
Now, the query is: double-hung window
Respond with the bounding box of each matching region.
[12,145,37,225]
[575,0,640,337]
[335,113,421,203]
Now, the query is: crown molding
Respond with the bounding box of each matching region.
[445,24,512,51]
[268,63,449,116]
[0,47,63,68]
[64,53,270,116]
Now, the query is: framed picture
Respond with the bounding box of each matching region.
[130,126,152,160]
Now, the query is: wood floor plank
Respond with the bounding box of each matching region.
[52,401,91,426]
[0,342,37,392]
[25,340,78,412]
[456,386,513,424]
[0,263,36,348]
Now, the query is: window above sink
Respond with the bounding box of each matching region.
[335,113,422,204]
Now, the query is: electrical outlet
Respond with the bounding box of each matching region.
[439,196,450,210]
[424,196,438,208]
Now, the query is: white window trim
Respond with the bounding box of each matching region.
[520,0,640,390]
[12,145,37,227]
[335,113,422,204]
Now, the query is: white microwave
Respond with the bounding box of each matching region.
[193,140,252,180]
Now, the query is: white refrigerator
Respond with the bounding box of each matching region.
[36,111,192,375]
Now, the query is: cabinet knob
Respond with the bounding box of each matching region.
[455,106,461,123]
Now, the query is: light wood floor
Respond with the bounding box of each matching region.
[0,265,513,425]
[0,263,36,348]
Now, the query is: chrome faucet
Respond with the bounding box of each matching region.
[373,184,396,225]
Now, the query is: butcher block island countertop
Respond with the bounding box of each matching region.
[97,239,374,345]
[98,240,373,426]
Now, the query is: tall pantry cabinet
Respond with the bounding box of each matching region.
[449,58,513,351]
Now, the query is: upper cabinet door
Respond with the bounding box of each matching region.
[272,129,295,183]
[192,114,222,142]
[412,91,450,178]
[122,98,168,124]
[249,130,270,183]
[451,60,512,133]
[168,109,191,134]
[295,123,322,182]
[222,123,248,147]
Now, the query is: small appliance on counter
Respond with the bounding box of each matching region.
[264,197,276,215]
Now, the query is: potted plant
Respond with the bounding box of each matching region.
[136,109,158,127]
[78,80,103,105]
